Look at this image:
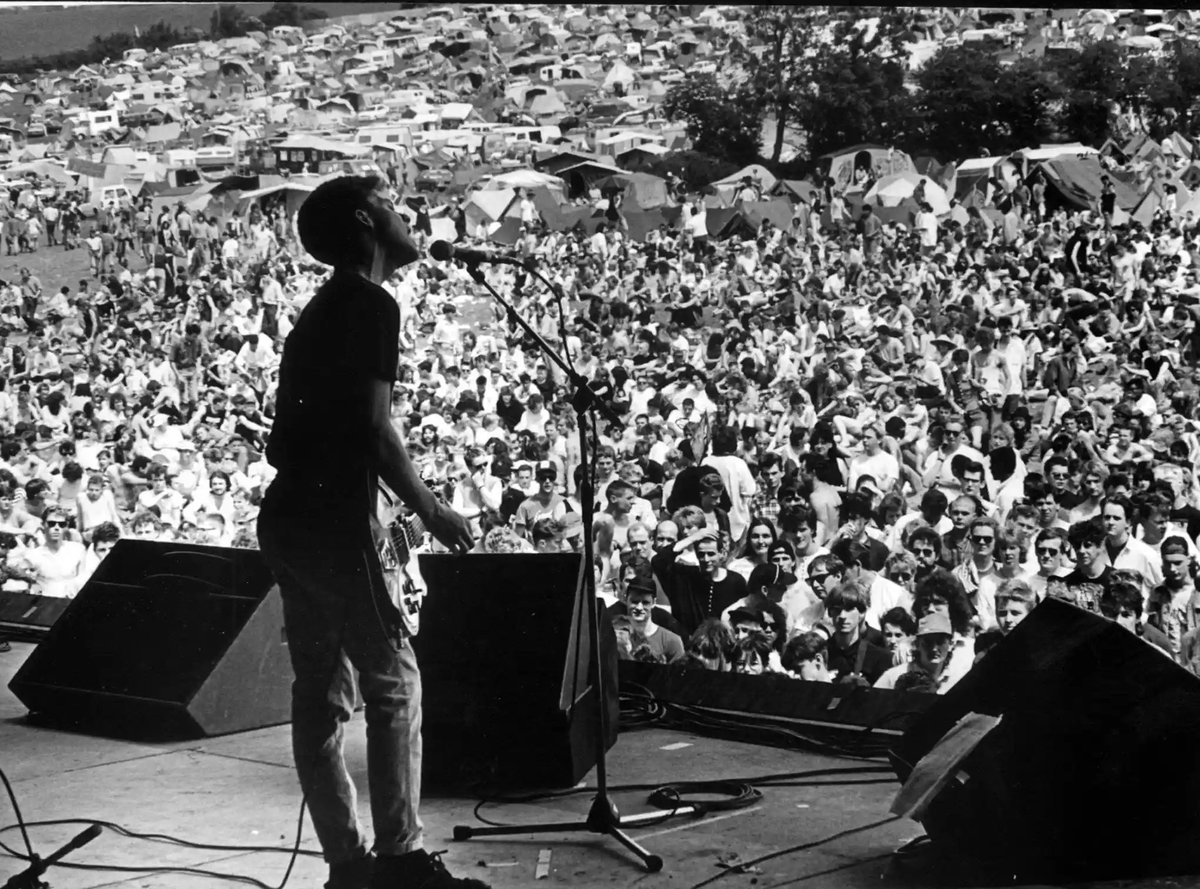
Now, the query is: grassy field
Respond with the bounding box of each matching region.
[0,235,93,292]
[0,2,407,64]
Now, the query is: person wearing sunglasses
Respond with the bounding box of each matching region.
[905,525,945,580]
[22,508,86,600]
[883,551,919,596]
[921,415,987,499]
[952,516,1002,631]
[1028,527,1070,600]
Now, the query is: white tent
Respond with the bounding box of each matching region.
[865,173,953,216]
[483,169,565,195]
[710,163,779,193]
[602,60,636,91]
[463,187,518,230]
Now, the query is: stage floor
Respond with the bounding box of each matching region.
[0,641,1191,889]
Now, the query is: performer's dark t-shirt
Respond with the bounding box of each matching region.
[266,270,399,516]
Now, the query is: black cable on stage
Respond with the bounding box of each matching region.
[766,850,895,887]
[469,764,897,831]
[0,817,323,858]
[688,814,904,889]
[646,780,763,813]
[0,764,34,860]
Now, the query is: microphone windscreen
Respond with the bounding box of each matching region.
[428,240,454,262]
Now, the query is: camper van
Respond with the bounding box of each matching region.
[343,47,394,73]
[271,25,304,42]
[355,123,416,150]
[195,145,237,169]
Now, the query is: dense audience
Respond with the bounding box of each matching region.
[1,166,1198,688]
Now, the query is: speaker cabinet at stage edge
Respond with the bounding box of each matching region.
[891,598,1200,884]
[414,552,618,790]
[11,544,620,790]
[0,591,72,637]
[9,540,292,739]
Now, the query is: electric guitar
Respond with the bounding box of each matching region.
[369,483,431,643]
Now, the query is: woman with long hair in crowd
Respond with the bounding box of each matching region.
[726,516,777,582]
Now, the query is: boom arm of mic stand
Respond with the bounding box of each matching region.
[465,264,623,430]
[3,825,102,889]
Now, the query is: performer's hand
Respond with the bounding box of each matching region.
[425,503,474,554]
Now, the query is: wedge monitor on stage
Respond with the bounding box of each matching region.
[9,540,292,738]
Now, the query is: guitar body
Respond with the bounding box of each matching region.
[370,484,429,642]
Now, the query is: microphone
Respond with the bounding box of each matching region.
[428,240,526,268]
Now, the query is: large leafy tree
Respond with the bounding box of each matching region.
[735,6,915,162]
[801,10,917,156]
[661,72,762,165]
[261,2,328,29]
[912,44,1011,158]
[210,4,251,39]
[1051,41,1133,146]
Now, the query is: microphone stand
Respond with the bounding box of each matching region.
[449,261,692,872]
[4,824,102,889]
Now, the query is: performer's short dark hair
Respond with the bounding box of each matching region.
[297,175,387,267]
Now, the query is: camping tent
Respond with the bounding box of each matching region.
[710,163,779,195]
[738,199,793,230]
[463,187,518,231]
[816,144,915,190]
[1036,156,1141,211]
[865,173,952,216]
[595,171,673,209]
[483,169,565,196]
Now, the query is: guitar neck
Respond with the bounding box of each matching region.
[392,513,427,561]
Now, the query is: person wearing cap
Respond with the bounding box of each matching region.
[720,562,791,649]
[873,612,960,693]
[612,571,684,663]
[512,461,567,539]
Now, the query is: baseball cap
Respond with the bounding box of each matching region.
[748,563,797,592]
[857,472,883,494]
[535,461,557,480]
[561,512,584,539]
[917,613,953,637]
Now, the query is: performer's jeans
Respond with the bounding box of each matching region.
[258,489,424,864]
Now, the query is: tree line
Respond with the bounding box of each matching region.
[0,3,326,78]
[662,6,1200,177]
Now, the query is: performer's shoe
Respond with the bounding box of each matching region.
[369,849,490,889]
[0,641,10,653]
[326,852,373,889]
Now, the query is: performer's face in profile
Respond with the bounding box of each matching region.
[366,187,420,271]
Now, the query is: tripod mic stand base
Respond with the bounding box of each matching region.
[453,794,698,873]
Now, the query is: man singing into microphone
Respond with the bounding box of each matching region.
[257,176,484,889]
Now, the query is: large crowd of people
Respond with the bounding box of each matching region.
[1,165,1198,689]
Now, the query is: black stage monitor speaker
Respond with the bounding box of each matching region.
[414,552,618,789]
[891,598,1200,883]
[9,540,291,738]
[0,591,72,638]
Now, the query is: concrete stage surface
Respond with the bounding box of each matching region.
[0,641,1193,889]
